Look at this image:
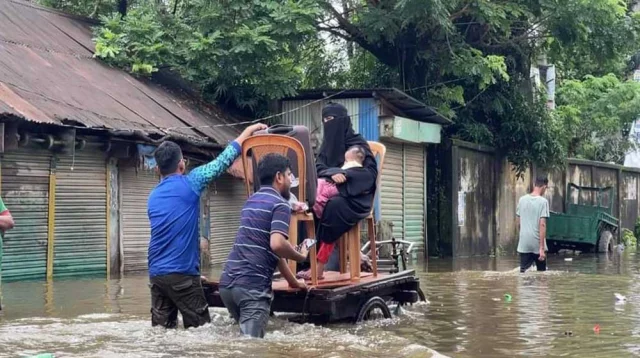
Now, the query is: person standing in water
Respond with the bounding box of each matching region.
[219,153,308,338]
[516,176,550,273]
[147,123,266,329]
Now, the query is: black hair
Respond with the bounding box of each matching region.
[154,141,183,176]
[258,153,291,186]
[535,176,549,187]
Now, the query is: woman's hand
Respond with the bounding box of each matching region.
[331,173,347,184]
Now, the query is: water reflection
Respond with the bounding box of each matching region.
[1,253,640,357]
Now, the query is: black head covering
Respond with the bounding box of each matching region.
[317,102,374,169]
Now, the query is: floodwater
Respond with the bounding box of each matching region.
[1,252,640,358]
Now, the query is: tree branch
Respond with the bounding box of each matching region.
[316,1,397,67]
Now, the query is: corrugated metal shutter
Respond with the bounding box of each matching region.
[403,144,425,251]
[380,141,404,240]
[209,174,246,265]
[1,148,52,281]
[54,151,107,277]
[120,166,158,272]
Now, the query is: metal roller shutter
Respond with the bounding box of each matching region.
[403,144,426,251]
[380,141,404,240]
[1,148,52,281]
[54,151,107,277]
[120,166,158,272]
[209,174,246,264]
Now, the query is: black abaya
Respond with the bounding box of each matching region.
[315,103,378,244]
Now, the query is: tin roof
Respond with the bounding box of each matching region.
[0,0,242,145]
[281,88,452,125]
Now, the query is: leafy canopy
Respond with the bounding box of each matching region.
[92,0,320,111]
[39,0,640,170]
[553,74,640,163]
[313,0,640,170]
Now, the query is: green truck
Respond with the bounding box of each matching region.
[547,183,618,253]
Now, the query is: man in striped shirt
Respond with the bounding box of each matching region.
[219,153,308,338]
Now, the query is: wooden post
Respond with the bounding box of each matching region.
[288,216,298,274]
[305,219,317,287]
[368,218,377,277]
[46,157,56,279]
[339,236,347,273]
[107,158,120,278]
[349,225,361,281]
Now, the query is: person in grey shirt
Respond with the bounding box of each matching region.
[516,176,550,273]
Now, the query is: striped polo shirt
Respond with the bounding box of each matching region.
[219,186,291,291]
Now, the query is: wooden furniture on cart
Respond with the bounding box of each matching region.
[240,135,319,286]
[338,141,386,280]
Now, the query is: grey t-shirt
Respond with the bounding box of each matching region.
[516,194,550,253]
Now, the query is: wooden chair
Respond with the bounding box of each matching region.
[338,141,386,280]
[240,135,319,286]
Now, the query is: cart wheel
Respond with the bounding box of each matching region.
[598,230,613,253]
[355,296,392,322]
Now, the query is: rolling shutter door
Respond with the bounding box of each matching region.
[1,149,51,281]
[54,151,107,277]
[209,174,246,264]
[380,141,404,240]
[120,166,158,272]
[404,144,425,251]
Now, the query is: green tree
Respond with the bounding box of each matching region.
[315,0,640,171]
[44,0,321,112]
[553,74,640,163]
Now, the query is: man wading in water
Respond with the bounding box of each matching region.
[517,176,550,273]
[147,123,266,329]
[219,153,308,338]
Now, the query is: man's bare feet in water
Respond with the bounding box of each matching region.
[297,262,325,280]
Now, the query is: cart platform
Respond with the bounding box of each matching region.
[203,269,423,323]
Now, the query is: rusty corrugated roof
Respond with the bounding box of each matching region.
[0,0,242,145]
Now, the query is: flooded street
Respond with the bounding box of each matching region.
[1,253,640,357]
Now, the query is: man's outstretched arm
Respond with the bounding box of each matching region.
[187,123,267,193]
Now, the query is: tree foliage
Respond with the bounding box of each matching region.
[314,0,640,171]
[90,0,321,111]
[553,74,640,163]
[40,0,640,171]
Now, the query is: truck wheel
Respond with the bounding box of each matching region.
[598,230,613,253]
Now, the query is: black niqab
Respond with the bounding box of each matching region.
[314,102,379,244]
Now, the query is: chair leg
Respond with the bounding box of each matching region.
[305,220,318,287]
[288,216,298,274]
[349,225,361,281]
[367,218,378,277]
[339,236,348,274]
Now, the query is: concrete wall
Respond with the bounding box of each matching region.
[431,140,640,257]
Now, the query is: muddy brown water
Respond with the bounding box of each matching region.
[1,252,640,357]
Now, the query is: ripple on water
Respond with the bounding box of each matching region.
[0,307,445,358]
[4,254,640,357]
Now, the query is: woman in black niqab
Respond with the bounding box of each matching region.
[298,102,378,280]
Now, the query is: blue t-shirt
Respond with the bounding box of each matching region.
[147,141,241,277]
[219,186,291,291]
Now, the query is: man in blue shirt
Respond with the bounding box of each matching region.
[147,123,266,329]
[219,153,308,338]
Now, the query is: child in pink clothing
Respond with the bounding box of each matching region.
[312,145,365,219]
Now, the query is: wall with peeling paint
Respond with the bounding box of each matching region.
[430,140,640,257]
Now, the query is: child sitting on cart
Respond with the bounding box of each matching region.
[312,145,366,219]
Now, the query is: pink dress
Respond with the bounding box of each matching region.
[312,179,339,219]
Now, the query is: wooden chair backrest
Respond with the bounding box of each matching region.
[367,141,386,212]
[241,134,307,202]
